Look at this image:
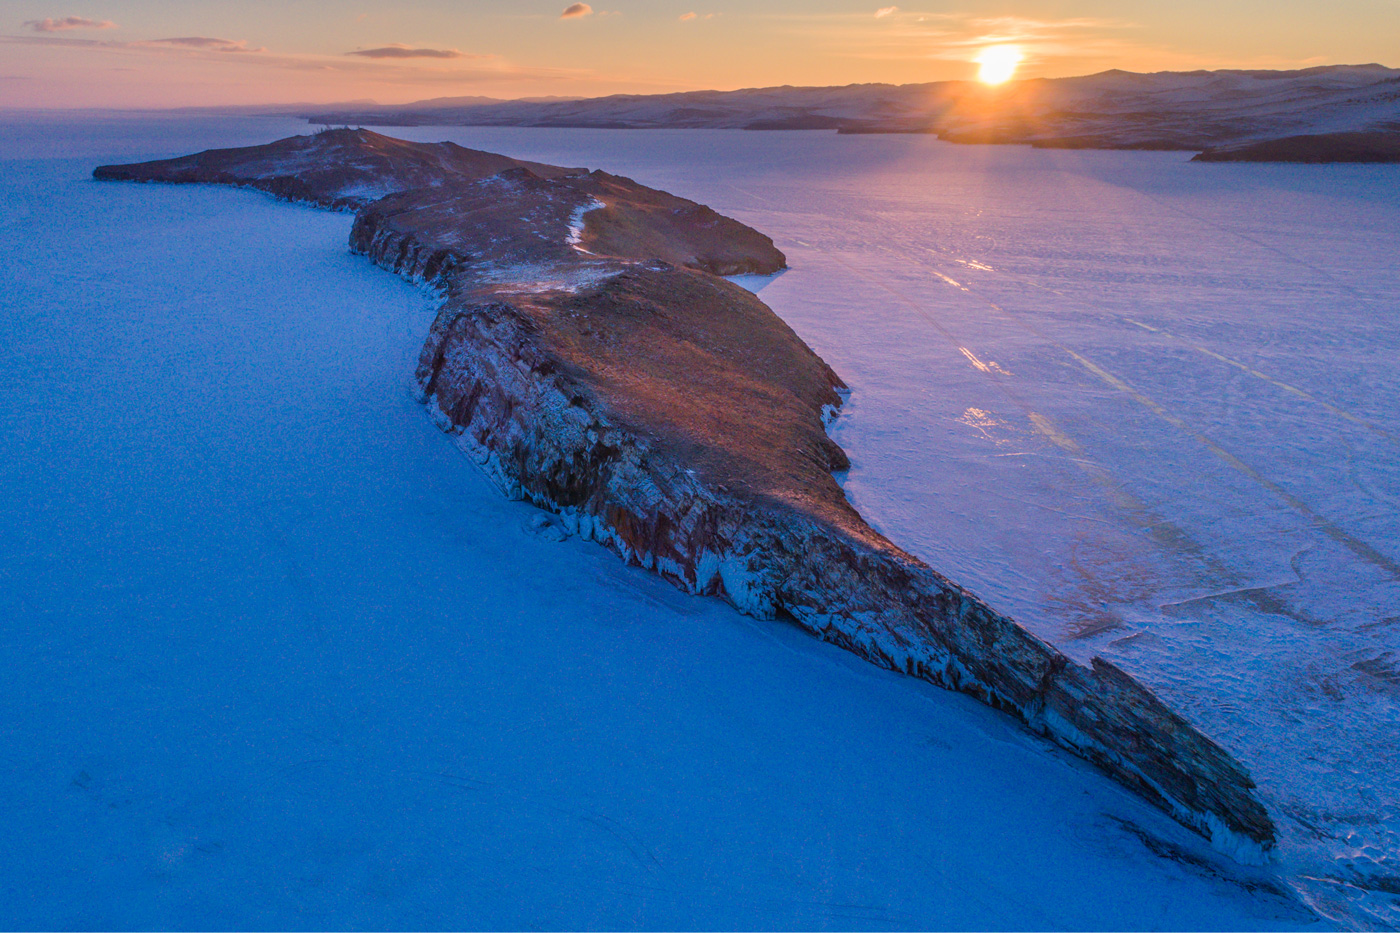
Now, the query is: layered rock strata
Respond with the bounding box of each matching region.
[96,129,1278,860]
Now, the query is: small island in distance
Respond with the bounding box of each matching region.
[1194,129,1400,162]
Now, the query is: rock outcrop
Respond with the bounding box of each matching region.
[95,129,1278,860]
[93,128,587,210]
[1193,130,1400,163]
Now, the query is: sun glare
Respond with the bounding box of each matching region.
[975,45,1023,85]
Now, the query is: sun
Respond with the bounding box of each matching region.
[975,45,1023,85]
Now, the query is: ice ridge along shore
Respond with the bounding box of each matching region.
[94,128,1278,860]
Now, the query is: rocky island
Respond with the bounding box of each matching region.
[96,129,1278,861]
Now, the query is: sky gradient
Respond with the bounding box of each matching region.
[3,0,1398,109]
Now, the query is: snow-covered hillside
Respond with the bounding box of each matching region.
[304,65,1400,154]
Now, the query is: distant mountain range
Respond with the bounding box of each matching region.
[302,65,1400,160]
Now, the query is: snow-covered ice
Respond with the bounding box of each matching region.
[0,113,1385,927]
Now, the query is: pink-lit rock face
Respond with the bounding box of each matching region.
[97,128,1277,859]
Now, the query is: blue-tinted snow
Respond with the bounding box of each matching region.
[0,113,1372,928]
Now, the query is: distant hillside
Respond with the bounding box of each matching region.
[304,65,1400,158]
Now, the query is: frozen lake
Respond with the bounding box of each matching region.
[1,112,1395,927]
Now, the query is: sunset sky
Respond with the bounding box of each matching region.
[2,0,1397,109]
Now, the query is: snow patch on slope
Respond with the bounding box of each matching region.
[566,197,606,251]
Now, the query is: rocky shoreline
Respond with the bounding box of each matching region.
[95,128,1278,860]
[1193,130,1400,163]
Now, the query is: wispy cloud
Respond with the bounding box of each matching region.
[1,34,588,89]
[348,45,467,60]
[560,3,593,18]
[136,36,264,53]
[784,10,1157,72]
[679,11,716,21]
[24,16,116,32]
[930,15,1142,62]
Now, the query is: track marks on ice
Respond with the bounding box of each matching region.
[830,254,1210,637]
[1054,342,1400,580]
[911,253,1400,583]
[927,237,1396,453]
[1123,317,1400,448]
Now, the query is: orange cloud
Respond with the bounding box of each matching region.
[560,3,593,18]
[875,7,898,18]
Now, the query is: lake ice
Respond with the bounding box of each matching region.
[1,113,1394,928]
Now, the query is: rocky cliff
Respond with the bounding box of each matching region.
[96,129,1278,860]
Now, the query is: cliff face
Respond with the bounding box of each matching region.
[97,129,1278,860]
